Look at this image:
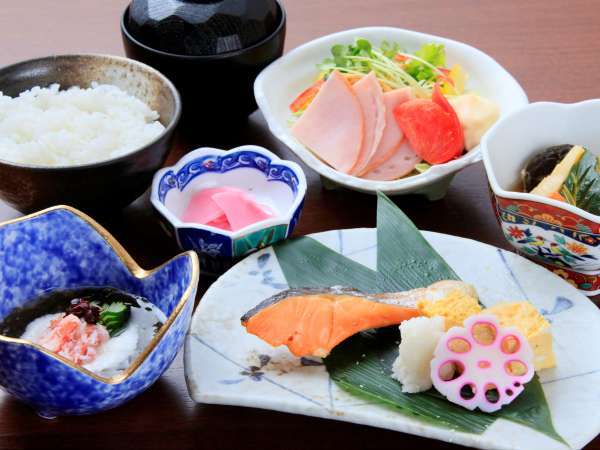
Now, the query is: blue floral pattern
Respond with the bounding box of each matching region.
[158,151,300,203]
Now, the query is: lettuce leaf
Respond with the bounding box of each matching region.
[405,43,446,81]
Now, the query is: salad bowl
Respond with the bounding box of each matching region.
[482,100,600,295]
[255,26,528,199]
[151,145,306,274]
[0,206,199,417]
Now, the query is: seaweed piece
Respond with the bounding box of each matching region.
[522,144,572,192]
[153,321,164,334]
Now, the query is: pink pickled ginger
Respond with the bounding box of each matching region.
[182,186,274,232]
[182,187,243,224]
[212,190,273,231]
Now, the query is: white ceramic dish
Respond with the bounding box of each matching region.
[254,27,528,199]
[150,145,307,265]
[482,100,600,295]
[185,228,600,450]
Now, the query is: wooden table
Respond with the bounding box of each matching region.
[1,1,599,448]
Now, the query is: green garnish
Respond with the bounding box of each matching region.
[317,38,447,95]
[560,148,600,215]
[403,42,446,82]
[99,302,131,336]
[415,162,432,173]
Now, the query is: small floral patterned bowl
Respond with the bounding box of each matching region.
[482,100,600,295]
[0,206,199,417]
[151,145,306,274]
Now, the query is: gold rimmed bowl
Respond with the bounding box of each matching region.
[0,206,199,418]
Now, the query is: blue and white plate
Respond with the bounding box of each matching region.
[185,228,600,450]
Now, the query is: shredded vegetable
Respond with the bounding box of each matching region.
[316,39,455,96]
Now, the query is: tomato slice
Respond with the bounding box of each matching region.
[289,78,325,113]
[432,84,463,128]
[394,85,464,164]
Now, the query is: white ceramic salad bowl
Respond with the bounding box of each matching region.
[255,27,528,199]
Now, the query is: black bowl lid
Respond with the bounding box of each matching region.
[127,0,280,56]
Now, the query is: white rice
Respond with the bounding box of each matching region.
[392,316,445,393]
[0,83,165,166]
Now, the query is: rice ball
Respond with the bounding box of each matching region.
[392,316,445,393]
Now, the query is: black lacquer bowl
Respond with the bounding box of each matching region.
[0,54,181,214]
[121,0,286,132]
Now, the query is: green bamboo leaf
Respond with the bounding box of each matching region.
[376,192,459,291]
[325,330,495,434]
[375,192,563,441]
[561,149,600,214]
[492,375,568,445]
[274,236,380,292]
[273,192,564,443]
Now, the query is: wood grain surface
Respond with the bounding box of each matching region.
[0,1,599,449]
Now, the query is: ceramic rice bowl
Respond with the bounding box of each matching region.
[0,206,199,417]
[151,145,306,274]
[482,99,600,295]
[0,54,181,214]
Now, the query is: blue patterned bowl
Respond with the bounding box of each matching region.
[0,206,199,417]
[151,145,306,273]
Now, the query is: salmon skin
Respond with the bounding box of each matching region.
[241,287,421,358]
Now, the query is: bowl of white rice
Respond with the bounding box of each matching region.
[0,54,181,213]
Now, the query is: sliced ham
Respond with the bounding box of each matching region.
[292,71,363,174]
[360,87,414,175]
[349,72,385,175]
[362,140,421,181]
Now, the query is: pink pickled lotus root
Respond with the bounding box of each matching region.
[430,314,534,413]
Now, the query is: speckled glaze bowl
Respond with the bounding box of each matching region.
[0,54,181,214]
[482,100,600,296]
[0,206,199,417]
[151,145,306,274]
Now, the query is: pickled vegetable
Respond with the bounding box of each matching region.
[521,145,572,192]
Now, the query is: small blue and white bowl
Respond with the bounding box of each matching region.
[151,145,307,273]
[0,206,199,417]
